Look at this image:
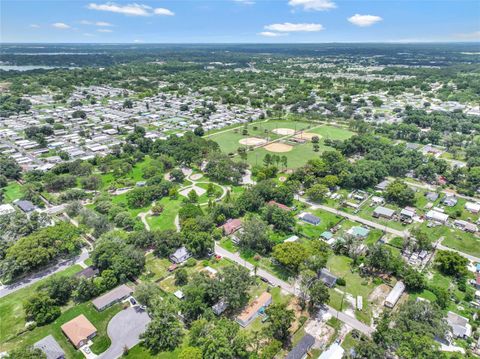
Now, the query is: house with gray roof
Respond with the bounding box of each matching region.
[447,311,472,339]
[92,284,133,311]
[170,246,191,264]
[285,333,315,359]
[373,206,395,219]
[320,268,338,288]
[34,335,65,359]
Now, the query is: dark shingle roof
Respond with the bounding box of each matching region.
[286,334,315,359]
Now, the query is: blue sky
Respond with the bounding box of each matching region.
[1,0,479,43]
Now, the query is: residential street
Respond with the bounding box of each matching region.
[0,248,89,298]
[296,196,407,237]
[214,243,374,336]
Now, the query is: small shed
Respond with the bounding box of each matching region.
[385,281,405,308]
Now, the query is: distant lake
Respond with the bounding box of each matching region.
[0,65,73,71]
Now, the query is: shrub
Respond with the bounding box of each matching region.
[336,277,346,286]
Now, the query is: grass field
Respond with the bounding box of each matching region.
[146,197,182,231]
[0,264,83,345]
[0,264,121,359]
[209,121,354,168]
[2,182,22,203]
[208,119,314,154]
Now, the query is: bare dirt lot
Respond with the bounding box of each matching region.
[264,143,293,152]
[239,137,267,146]
[294,132,322,140]
[272,128,296,136]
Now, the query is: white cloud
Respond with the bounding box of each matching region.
[258,31,285,37]
[88,2,174,16]
[288,0,336,11]
[234,0,255,5]
[80,20,114,26]
[133,39,144,43]
[97,29,113,32]
[96,21,113,26]
[454,31,480,40]
[153,8,175,16]
[83,33,95,37]
[29,24,40,28]
[265,22,324,32]
[52,22,71,29]
[348,14,383,27]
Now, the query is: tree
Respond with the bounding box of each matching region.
[264,303,294,344]
[179,347,202,359]
[435,250,468,278]
[305,183,328,203]
[38,276,76,305]
[272,242,308,273]
[135,283,164,307]
[6,347,46,359]
[385,180,415,206]
[175,268,188,286]
[123,99,133,109]
[261,205,295,232]
[402,266,426,292]
[194,127,205,137]
[91,234,145,282]
[153,230,184,257]
[185,231,213,257]
[141,299,184,353]
[308,281,330,311]
[219,265,253,311]
[170,169,185,183]
[23,293,61,325]
[0,156,22,179]
[238,217,272,255]
[311,135,320,143]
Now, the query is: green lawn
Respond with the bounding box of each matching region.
[140,253,172,283]
[146,197,182,231]
[0,264,83,345]
[297,209,343,239]
[100,156,154,189]
[2,182,23,203]
[2,294,121,359]
[111,192,151,218]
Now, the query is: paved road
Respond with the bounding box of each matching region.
[214,244,374,336]
[98,306,151,359]
[0,248,89,298]
[297,196,407,238]
[436,241,480,263]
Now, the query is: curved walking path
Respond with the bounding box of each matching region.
[98,306,151,359]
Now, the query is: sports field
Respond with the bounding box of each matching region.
[241,124,354,168]
[207,120,315,154]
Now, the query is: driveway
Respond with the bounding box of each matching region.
[98,306,151,359]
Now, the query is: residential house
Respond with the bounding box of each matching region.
[346,226,370,239]
[320,268,338,288]
[385,281,405,308]
[373,206,395,220]
[267,200,292,211]
[212,299,228,315]
[447,311,472,339]
[0,203,15,216]
[299,212,321,226]
[319,343,344,359]
[169,246,191,264]
[454,219,478,233]
[375,180,390,191]
[285,333,315,359]
[74,266,99,279]
[426,192,439,202]
[61,315,97,349]
[426,210,449,224]
[221,218,243,236]
[92,284,133,311]
[443,195,458,207]
[236,292,272,327]
[465,202,480,214]
[34,335,65,359]
[13,199,36,213]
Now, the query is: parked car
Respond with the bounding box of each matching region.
[130,297,137,305]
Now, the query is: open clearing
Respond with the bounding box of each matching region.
[238,137,267,146]
[264,143,293,153]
